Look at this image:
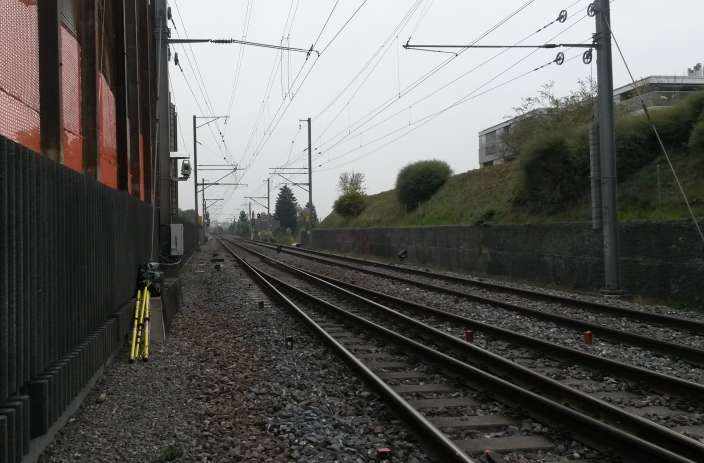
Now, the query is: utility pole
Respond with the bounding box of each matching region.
[248,201,253,240]
[193,115,198,222]
[300,117,313,209]
[595,0,620,292]
[267,178,271,215]
[402,3,619,291]
[192,114,229,227]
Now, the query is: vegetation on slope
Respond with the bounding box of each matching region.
[322,88,704,228]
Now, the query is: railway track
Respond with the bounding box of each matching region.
[245,240,703,331]
[219,237,704,462]
[243,239,704,376]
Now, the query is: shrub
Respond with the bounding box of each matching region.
[396,160,452,210]
[690,115,704,153]
[515,132,585,212]
[334,191,366,218]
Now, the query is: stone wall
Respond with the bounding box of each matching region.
[311,222,704,304]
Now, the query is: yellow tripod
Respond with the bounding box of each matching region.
[129,285,152,362]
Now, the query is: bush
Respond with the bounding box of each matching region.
[334,191,366,217]
[515,132,586,212]
[396,160,452,210]
[690,115,704,153]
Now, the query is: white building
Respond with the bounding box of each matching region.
[478,64,704,167]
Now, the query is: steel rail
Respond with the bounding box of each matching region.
[231,239,704,399]
[249,240,704,332]
[243,240,704,364]
[218,239,475,463]
[219,238,699,463]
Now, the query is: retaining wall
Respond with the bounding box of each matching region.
[311,222,704,305]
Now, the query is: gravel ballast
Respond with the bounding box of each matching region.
[250,244,704,385]
[42,240,431,462]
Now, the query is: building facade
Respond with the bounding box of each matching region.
[478,65,704,167]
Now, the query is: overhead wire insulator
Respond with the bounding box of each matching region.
[587,2,597,17]
[174,52,179,67]
[557,9,568,23]
[554,51,565,65]
[583,49,593,65]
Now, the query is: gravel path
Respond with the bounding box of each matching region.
[42,240,431,462]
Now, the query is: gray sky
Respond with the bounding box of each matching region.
[170,0,704,222]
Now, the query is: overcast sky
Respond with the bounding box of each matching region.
[169,0,704,222]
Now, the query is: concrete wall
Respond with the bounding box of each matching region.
[312,222,704,304]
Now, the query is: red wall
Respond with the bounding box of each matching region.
[61,25,83,173]
[0,1,151,195]
[98,74,118,188]
[0,0,41,153]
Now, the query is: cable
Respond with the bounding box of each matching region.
[310,4,591,167]
[319,54,577,172]
[238,0,362,177]
[317,35,587,170]
[224,0,255,126]
[312,0,341,50]
[407,0,435,39]
[604,19,704,244]
[313,0,425,122]
[312,0,543,150]
[172,0,230,159]
[318,0,370,56]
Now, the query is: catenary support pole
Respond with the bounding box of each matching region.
[267,178,271,215]
[306,117,313,208]
[596,0,620,291]
[193,115,199,223]
[589,105,602,230]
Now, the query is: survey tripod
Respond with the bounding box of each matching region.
[129,263,163,363]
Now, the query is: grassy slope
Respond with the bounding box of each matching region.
[321,150,704,227]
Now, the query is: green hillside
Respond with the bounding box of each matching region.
[322,89,704,228]
[321,151,704,228]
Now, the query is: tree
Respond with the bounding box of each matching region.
[274,185,299,231]
[338,172,366,195]
[235,210,251,237]
[333,172,367,218]
[300,201,319,230]
[396,160,452,210]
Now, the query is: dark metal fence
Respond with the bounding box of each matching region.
[0,135,154,462]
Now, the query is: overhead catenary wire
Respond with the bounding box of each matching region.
[603,20,704,245]
[307,2,591,168]
[317,20,589,172]
[224,0,255,128]
[311,0,545,152]
[319,53,581,172]
[238,0,371,178]
[172,0,231,159]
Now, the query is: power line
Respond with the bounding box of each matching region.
[318,0,369,56]
[312,0,542,151]
[238,0,358,177]
[171,0,230,159]
[605,20,704,245]
[319,53,579,172]
[314,8,591,164]
[224,0,255,125]
[312,0,342,50]
[312,0,425,123]
[317,37,585,171]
